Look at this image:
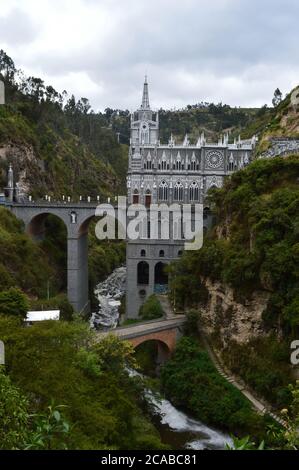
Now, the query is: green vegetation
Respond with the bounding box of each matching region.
[222,337,293,408]
[158,103,258,144]
[171,156,299,334]
[0,207,55,297]
[139,294,164,321]
[0,207,125,314]
[0,288,28,319]
[0,49,127,198]
[169,155,299,410]
[0,318,165,450]
[160,336,271,439]
[228,381,299,450]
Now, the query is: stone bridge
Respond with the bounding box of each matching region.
[9,201,116,313]
[97,316,186,363]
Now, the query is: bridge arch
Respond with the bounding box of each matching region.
[134,339,171,369]
[11,203,106,314]
[27,212,68,239]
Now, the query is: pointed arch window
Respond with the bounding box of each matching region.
[228,154,234,172]
[133,189,139,204]
[176,160,182,170]
[189,182,199,202]
[159,181,168,201]
[174,181,184,202]
[145,189,152,208]
[146,153,152,170]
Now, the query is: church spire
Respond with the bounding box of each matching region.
[141,76,150,109]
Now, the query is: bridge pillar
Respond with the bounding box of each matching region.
[67,233,89,314]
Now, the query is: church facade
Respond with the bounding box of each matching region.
[125,78,256,318]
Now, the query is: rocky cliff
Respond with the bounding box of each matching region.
[199,277,269,347]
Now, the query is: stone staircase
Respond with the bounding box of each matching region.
[200,333,288,429]
[157,294,176,319]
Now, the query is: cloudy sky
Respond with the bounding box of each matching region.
[0,0,299,111]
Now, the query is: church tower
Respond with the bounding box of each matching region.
[130,77,159,147]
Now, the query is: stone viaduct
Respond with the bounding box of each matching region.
[9,201,113,313]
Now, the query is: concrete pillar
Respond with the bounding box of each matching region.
[67,233,89,313]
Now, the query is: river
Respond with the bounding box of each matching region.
[90,266,126,329]
[91,267,232,450]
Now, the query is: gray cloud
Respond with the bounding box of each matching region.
[0,7,39,46]
[2,0,299,110]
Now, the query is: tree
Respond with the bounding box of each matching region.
[139,295,164,320]
[272,88,282,107]
[0,49,16,82]
[0,367,30,449]
[0,288,28,319]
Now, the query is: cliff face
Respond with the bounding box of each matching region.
[0,142,44,194]
[170,156,299,343]
[199,277,270,347]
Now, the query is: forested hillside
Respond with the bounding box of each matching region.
[170,156,299,408]
[0,50,127,199]
[241,86,299,155]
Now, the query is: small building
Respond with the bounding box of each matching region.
[25,310,60,324]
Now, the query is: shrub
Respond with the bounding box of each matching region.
[139,295,164,320]
[161,337,267,437]
[0,288,28,319]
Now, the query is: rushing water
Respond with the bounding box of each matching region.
[129,369,233,450]
[90,266,126,329]
[92,268,233,450]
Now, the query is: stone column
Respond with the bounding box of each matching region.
[67,232,89,313]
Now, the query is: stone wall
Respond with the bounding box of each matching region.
[199,277,270,347]
[260,138,299,159]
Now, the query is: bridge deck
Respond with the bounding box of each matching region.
[96,316,185,341]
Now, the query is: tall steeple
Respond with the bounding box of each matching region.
[141,75,150,110]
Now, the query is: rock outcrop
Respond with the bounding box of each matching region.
[199,277,270,347]
[0,142,45,195]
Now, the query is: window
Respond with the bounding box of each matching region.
[154,262,168,285]
[145,190,152,208]
[176,160,182,170]
[137,261,149,285]
[174,182,184,201]
[141,249,146,257]
[133,189,139,204]
[159,181,168,201]
[189,182,199,202]
[178,250,183,257]
[159,250,165,258]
